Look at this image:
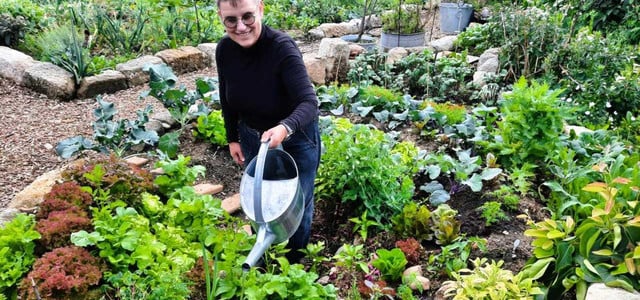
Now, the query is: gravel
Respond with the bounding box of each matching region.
[0,68,218,209]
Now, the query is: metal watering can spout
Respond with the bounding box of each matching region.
[242,225,275,271]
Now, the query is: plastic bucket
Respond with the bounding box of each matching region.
[439,3,473,34]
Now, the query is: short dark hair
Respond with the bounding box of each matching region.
[217,0,260,8]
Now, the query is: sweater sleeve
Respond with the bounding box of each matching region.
[276,39,319,132]
[216,39,240,143]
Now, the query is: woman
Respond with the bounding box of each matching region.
[215,0,321,263]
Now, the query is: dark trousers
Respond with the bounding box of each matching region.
[238,119,321,262]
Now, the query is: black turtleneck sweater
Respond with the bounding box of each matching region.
[215,25,319,143]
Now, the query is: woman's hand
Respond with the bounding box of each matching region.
[261,124,289,148]
[228,142,245,166]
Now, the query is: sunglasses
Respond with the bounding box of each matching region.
[223,12,256,28]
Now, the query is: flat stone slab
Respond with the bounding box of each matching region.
[193,183,223,195]
[116,55,164,87]
[221,193,241,214]
[125,156,150,167]
[196,43,217,67]
[155,46,208,75]
[0,46,36,85]
[23,62,75,100]
[586,283,640,300]
[77,70,128,99]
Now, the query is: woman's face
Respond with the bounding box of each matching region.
[218,0,264,48]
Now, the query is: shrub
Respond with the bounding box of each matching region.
[36,181,92,220]
[18,246,103,300]
[482,77,568,168]
[36,207,92,250]
[316,117,415,224]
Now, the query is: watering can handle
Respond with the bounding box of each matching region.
[253,139,271,223]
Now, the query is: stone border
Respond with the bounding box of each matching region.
[0,44,217,100]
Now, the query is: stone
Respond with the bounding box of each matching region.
[564,125,594,136]
[586,283,640,300]
[473,70,491,86]
[0,46,36,85]
[221,193,241,214]
[467,55,480,64]
[428,35,458,52]
[303,54,326,86]
[307,28,325,40]
[0,208,20,228]
[197,43,218,67]
[150,167,165,175]
[477,47,501,73]
[10,168,64,210]
[386,47,409,65]
[193,183,223,195]
[241,224,253,235]
[317,23,358,38]
[155,46,208,75]
[403,265,423,277]
[23,62,75,100]
[116,55,164,87]
[125,156,149,167]
[407,275,430,291]
[317,38,350,83]
[76,70,128,99]
[348,44,366,59]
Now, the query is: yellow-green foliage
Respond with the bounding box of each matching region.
[443,258,543,299]
[424,101,467,125]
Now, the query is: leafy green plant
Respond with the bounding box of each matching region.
[300,241,331,274]
[483,77,568,168]
[349,211,382,242]
[31,20,92,85]
[371,248,408,282]
[193,110,227,146]
[333,243,369,275]
[428,236,487,278]
[381,0,424,34]
[55,96,159,158]
[443,258,543,299]
[391,202,433,242]
[0,214,41,297]
[478,201,508,226]
[431,204,460,245]
[95,5,148,54]
[486,185,520,211]
[154,155,206,197]
[317,117,415,224]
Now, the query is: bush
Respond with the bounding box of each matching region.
[18,246,103,300]
[316,117,415,224]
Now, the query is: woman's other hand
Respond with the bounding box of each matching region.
[229,142,245,166]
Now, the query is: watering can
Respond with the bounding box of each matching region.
[240,139,304,271]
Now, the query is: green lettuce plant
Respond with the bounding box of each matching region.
[193,109,227,146]
[0,214,41,297]
[371,248,408,282]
